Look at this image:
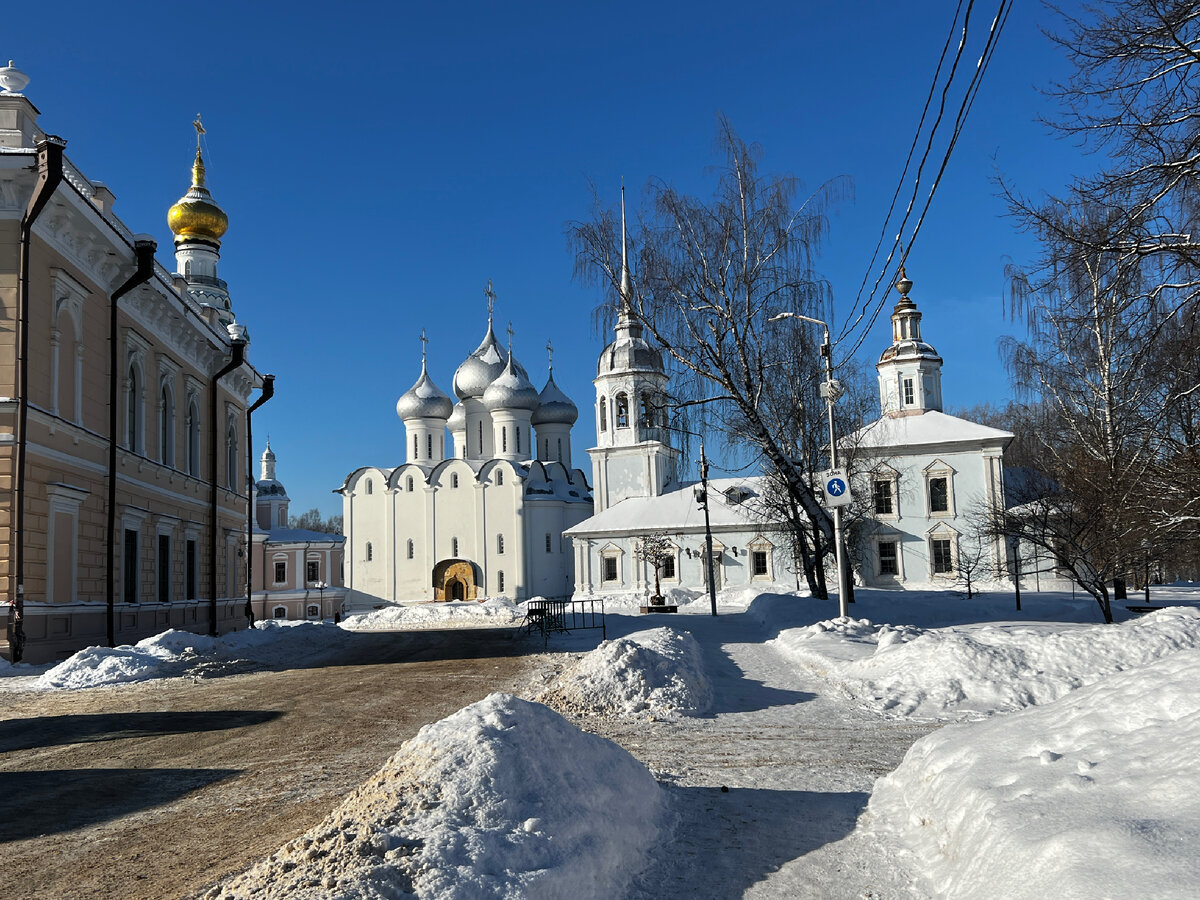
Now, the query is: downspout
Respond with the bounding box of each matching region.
[9,135,65,662]
[209,338,246,636]
[244,375,274,627]
[105,237,158,647]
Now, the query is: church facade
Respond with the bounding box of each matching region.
[0,64,268,662]
[848,268,1013,586]
[337,305,593,605]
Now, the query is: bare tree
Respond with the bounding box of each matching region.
[289,508,343,535]
[570,117,853,594]
[633,532,675,603]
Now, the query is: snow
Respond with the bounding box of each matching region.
[11,584,1200,897]
[564,475,768,535]
[209,693,664,899]
[848,409,1013,450]
[341,596,525,631]
[537,627,712,717]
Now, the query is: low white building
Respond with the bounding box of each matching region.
[336,303,593,605]
[849,268,1012,586]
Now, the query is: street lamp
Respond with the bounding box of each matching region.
[315,580,327,618]
[768,311,849,618]
[693,441,719,617]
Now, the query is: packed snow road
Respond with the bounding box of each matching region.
[0,627,542,900]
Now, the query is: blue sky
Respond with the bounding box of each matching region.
[9,1,1090,518]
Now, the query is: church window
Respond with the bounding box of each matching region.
[497,570,505,592]
[515,427,521,454]
[557,438,562,460]
[186,400,200,477]
[478,420,484,455]
[615,393,629,428]
[496,469,504,486]
[545,532,552,553]
[879,541,899,575]
[928,477,948,513]
[366,479,373,495]
[931,538,954,574]
[274,560,287,583]
[497,534,504,555]
[273,606,287,619]
[752,551,769,577]
[427,434,433,458]
[502,426,508,453]
[365,542,373,562]
[226,418,239,490]
[599,397,607,432]
[642,392,656,429]
[452,537,459,557]
[874,480,893,515]
[159,384,175,468]
[602,556,618,583]
[903,377,914,406]
[307,604,320,618]
[451,472,459,488]
[278,508,286,527]
[413,434,419,459]
[661,554,676,579]
[306,560,320,583]
[406,539,414,560]
[407,475,414,492]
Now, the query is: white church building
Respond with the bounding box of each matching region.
[849,267,1013,586]
[336,299,593,605]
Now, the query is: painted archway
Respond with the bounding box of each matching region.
[432,558,480,602]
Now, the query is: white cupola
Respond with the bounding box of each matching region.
[255,440,290,530]
[532,345,578,468]
[483,345,539,462]
[397,339,453,465]
[876,266,944,417]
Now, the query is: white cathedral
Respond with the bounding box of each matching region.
[337,300,593,605]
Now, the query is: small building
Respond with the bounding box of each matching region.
[250,443,346,621]
[848,268,1012,586]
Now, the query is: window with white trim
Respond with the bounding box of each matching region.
[599,396,607,432]
[186,398,201,477]
[615,392,629,428]
[931,538,954,574]
[273,606,288,619]
[306,560,320,583]
[273,559,287,583]
[159,383,175,468]
[878,541,899,576]
[873,479,894,515]
[923,460,956,517]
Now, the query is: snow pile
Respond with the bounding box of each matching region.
[34,620,340,690]
[538,627,712,717]
[342,596,525,631]
[209,693,664,900]
[868,649,1200,899]
[774,606,1200,719]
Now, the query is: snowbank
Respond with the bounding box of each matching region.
[774,607,1200,719]
[210,693,665,899]
[868,648,1200,899]
[341,596,525,631]
[35,620,341,690]
[538,627,712,717]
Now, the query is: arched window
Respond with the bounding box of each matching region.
[496,469,504,486]
[497,570,505,592]
[642,392,656,429]
[599,396,607,432]
[497,534,504,554]
[501,426,508,453]
[451,472,459,488]
[515,427,521,454]
[273,606,287,619]
[478,420,484,455]
[186,399,200,477]
[406,539,414,560]
[366,478,373,495]
[126,363,140,450]
[413,434,418,459]
[366,542,373,561]
[226,419,238,489]
[427,434,433,459]
[406,475,414,492]
[615,392,629,428]
[159,383,175,467]
[451,537,459,557]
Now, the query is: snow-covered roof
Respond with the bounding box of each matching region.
[266,527,344,544]
[848,410,1013,451]
[565,476,777,537]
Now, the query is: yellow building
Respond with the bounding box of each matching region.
[0,63,270,662]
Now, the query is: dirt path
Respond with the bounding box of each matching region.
[0,628,548,900]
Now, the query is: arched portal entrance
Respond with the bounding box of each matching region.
[431,558,480,602]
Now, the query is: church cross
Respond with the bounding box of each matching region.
[419,328,428,362]
[506,321,514,354]
[193,113,205,150]
[546,339,554,372]
[485,280,496,321]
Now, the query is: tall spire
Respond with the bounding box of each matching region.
[619,180,633,315]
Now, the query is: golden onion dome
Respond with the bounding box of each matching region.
[167,149,228,242]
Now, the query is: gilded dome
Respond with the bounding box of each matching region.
[168,149,228,243]
[396,360,454,421]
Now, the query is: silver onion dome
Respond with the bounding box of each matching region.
[453,321,529,400]
[483,354,540,412]
[596,329,664,377]
[447,401,466,432]
[396,360,454,421]
[531,372,578,426]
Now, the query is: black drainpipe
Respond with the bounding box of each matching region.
[9,136,65,662]
[209,338,246,636]
[244,374,274,628]
[105,237,158,648]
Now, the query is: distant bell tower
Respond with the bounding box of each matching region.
[875,266,944,417]
[588,185,679,512]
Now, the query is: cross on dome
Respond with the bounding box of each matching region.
[193,113,205,149]
[546,339,554,372]
[485,280,496,322]
[419,327,428,362]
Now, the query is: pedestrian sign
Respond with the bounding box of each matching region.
[822,468,852,508]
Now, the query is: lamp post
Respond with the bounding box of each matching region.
[693,440,719,617]
[768,312,849,619]
[315,580,327,618]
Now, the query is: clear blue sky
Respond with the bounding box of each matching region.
[9,1,1089,519]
